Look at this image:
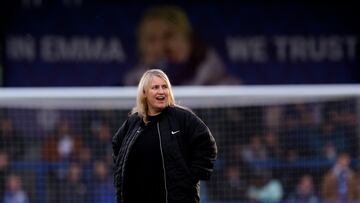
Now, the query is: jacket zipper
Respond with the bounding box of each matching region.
[157,122,168,203]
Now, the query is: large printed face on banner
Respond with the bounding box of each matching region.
[138,18,191,65]
[2,3,359,86]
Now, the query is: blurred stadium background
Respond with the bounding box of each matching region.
[0,1,359,203]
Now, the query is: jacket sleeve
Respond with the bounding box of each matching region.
[112,119,128,164]
[187,114,218,180]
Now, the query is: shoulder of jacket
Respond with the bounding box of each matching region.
[169,105,196,117]
[167,106,204,127]
[127,112,141,124]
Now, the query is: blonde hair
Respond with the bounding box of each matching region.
[132,69,176,122]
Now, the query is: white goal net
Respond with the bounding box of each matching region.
[0,85,359,203]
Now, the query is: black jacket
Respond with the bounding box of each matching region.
[112,106,217,203]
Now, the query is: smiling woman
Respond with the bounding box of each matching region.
[123,6,240,86]
[112,69,218,203]
[145,76,169,115]
[133,69,175,120]
[129,69,176,125]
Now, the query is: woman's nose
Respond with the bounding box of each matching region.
[158,87,164,93]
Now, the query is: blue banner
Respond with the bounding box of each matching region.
[3,3,359,86]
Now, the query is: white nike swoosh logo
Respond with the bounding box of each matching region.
[171,130,180,135]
